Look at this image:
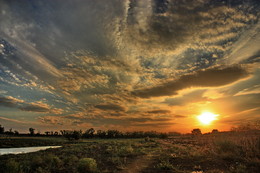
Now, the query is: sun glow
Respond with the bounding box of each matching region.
[197,112,219,125]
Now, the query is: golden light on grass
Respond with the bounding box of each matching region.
[197,112,219,125]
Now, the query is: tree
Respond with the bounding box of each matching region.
[211,129,219,134]
[83,128,95,138]
[29,128,35,135]
[97,130,106,138]
[62,130,82,140]
[14,130,19,135]
[72,130,82,140]
[60,130,66,136]
[107,130,120,138]
[4,128,14,135]
[0,125,4,134]
[192,128,202,135]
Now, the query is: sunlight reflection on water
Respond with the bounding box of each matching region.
[0,146,61,155]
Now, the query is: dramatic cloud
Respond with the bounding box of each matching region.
[19,102,63,114]
[0,96,62,114]
[0,0,259,132]
[94,104,126,112]
[40,114,174,130]
[132,66,248,98]
[0,96,24,108]
[146,109,171,114]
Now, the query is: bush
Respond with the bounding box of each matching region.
[35,167,49,173]
[78,158,97,173]
[215,140,240,153]
[63,155,78,166]
[43,154,62,171]
[145,136,150,142]
[31,155,43,170]
[155,161,174,170]
[5,159,20,173]
[118,145,134,156]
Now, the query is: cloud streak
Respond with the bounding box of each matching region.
[0,96,62,114]
[0,0,259,132]
[132,66,248,98]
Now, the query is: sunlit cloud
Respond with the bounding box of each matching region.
[0,0,259,132]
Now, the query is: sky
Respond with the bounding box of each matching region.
[0,0,259,133]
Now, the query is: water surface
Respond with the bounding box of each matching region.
[0,146,61,155]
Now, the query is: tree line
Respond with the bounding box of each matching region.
[0,125,169,140]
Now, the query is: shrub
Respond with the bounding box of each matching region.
[229,164,247,173]
[213,139,243,161]
[43,154,62,171]
[31,155,43,170]
[35,167,49,173]
[5,159,20,173]
[215,140,240,153]
[63,155,78,166]
[145,136,150,142]
[105,145,114,154]
[155,161,174,170]
[78,158,97,173]
[118,145,134,156]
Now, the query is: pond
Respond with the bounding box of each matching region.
[0,146,61,155]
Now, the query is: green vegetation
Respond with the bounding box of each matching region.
[0,139,158,173]
[147,131,260,173]
[0,123,259,173]
[78,158,97,173]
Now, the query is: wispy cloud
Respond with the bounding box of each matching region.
[0,96,62,114]
[0,0,259,132]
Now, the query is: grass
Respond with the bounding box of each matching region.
[0,131,259,173]
[0,138,158,173]
[143,131,260,173]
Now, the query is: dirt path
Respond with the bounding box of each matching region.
[119,152,158,173]
[119,140,172,173]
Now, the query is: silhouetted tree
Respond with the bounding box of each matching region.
[60,130,66,136]
[36,131,41,136]
[0,125,4,134]
[97,130,106,138]
[72,130,82,140]
[107,130,121,138]
[29,128,35,135]
[83,128,95,138]
[211,129,219,134]
[62,130,82,140]
[14,130,19,135]
[45,131,50,136]
[192,128,202,135]
[4,128,14,135]
[159,133,168,139]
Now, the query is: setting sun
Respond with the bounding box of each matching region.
[197,112,219,125]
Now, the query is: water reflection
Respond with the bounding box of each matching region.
[0,146,61,155]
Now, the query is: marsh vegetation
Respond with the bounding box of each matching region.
[0,129,259,173]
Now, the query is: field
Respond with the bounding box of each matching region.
[0,131,259,173]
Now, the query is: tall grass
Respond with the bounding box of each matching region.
[211,131,260,159]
